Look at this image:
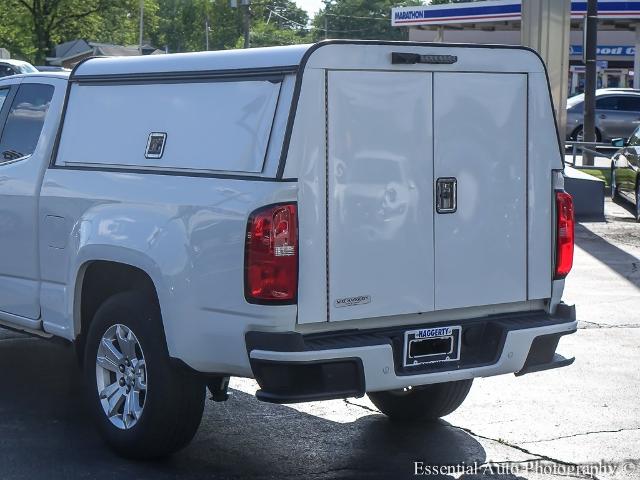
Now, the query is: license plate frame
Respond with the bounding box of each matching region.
[403,325,462,368]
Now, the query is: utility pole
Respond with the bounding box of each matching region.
[243,1,250,49]
[205,17,210,50]
[231,0,250,48]
[583,0,598,166]
[139,0,144,54]
[205,0,213,51]
[323,1,329,40]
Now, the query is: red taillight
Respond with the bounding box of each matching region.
[245,203,298,303]
[555,191,574,279]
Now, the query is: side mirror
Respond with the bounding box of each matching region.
[611,138,627,148]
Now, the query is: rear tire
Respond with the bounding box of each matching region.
[83,291,205,459]
[368,380,473,422]
[572,126,601,143]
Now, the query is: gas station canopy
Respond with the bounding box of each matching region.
[391,0,640,95]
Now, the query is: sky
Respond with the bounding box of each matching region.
[297,0,324,17]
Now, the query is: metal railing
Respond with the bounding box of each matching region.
[565,140,618,167]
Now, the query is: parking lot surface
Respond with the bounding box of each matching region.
[0,198,638,480]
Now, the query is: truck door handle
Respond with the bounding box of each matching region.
[599,114,607,119]
[436,177,457,214]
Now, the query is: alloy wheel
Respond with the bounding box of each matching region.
[95,324,147,430]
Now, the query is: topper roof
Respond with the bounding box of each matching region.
[72,44,313,79]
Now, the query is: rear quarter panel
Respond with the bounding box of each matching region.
[39,170,297,375]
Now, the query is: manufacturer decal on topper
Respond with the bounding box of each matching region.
[334,295,371,308]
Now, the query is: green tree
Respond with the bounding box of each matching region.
[0,0,314,63]
[0,0,159,63]
[95,0,161,47]
[246,0,311,47]
[256,0,308,29]
[153,0,310,52]
[313,0,421,41]
[238,20,310,48]
[155,0,255,52]
[0,2,35,60]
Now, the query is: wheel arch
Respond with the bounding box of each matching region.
[571,124,602,142]
[72,253,167,359]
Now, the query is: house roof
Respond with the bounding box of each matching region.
[54,39,91,59]
[90,43,141,57]
[48,40,163,66]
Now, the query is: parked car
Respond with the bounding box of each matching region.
[0,59,38,78]
[566,88,640,142]
[611,126,640,220]
[0,41,577,459]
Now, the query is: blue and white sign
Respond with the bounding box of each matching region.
[392,0,640,27]
[392,0,520,26]
[569,45,635,57]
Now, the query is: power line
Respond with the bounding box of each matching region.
[264,7,383,33]
[264,7,308,29]
[252,0,390,21]
[324,12,389,21]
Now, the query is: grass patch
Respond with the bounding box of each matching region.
[579,168,611,187]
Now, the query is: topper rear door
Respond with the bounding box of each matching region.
[433,72,528,310]
[326,70,435,322]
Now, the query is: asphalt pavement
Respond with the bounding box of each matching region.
[0,198,638,480]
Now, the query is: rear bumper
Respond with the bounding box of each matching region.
[247,305,577,404]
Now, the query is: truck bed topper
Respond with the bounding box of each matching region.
[67,40,563,180]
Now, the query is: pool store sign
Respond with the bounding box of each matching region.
[570,45,635,57]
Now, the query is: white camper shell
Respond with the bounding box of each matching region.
[0,41,576,458]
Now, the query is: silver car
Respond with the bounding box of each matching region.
[566,88,640,142]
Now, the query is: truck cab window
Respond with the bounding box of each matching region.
[0,83,53,162]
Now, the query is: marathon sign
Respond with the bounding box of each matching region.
[392,0,640,27]
[392,1,521,26]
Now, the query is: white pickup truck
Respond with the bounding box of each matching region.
[0,40,576,459]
